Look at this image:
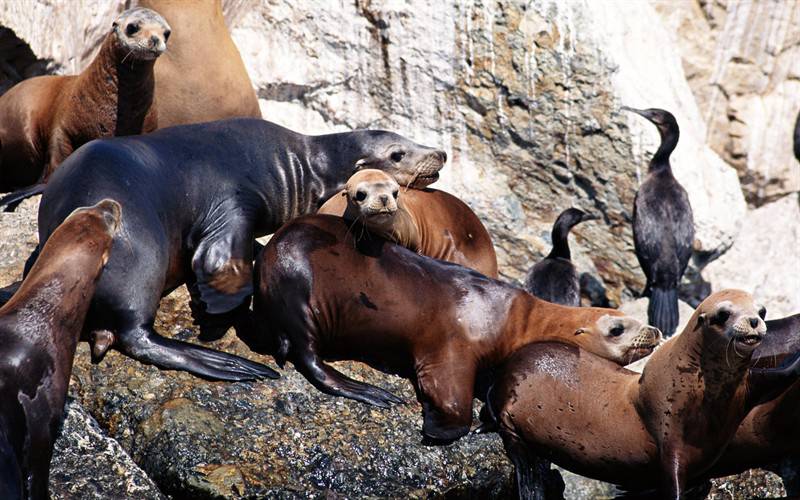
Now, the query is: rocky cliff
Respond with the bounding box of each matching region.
[1,0,798,498]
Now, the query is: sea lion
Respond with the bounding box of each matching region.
[251,214,661,443]
[21,118,445,382]
[0,199,120,499]
[484,290,799,499]
[702,313,800,493]
[138,0,261,127]
[0,8,169,199]
[523,208,598,306]
[625,106,694,338]
[319,169,498,277]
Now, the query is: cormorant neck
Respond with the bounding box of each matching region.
[548,221,573,260]
[650,126,679,170]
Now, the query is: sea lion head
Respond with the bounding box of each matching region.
[693,289,767,353]
[574,313,663,364]
[63,199,122,265]
[112,8,171,61]
[344,169,400,228]
[351,131,446,188]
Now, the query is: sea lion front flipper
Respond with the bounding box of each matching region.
[191,214,254,316]
[415,349,475,444]
[115,324,278,381]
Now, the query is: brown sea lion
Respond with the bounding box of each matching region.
[318,169,498,277]
[485,290,798,499]
[0,199,120,499]
[702,313,800,494]
[138,0,261,127]
[251,214,661,443]
[0,8,169,193]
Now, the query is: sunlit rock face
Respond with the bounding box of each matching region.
[653,0,800,206]
[0,0,797,497]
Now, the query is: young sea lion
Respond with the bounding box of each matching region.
[523,208,598,306]
[0,8,169,199]
[485,290,797,499]
[251,214,661,443]
[319,169,498,277]
[0,199,120,499]
[625,106,694,338]
[17,118,445,382]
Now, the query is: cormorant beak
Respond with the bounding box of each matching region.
[621,105,650,119]
[581,212,601,222]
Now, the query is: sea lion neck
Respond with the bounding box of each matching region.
[78,33,157,136]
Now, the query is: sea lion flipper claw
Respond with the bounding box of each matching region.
[117,326,278,381]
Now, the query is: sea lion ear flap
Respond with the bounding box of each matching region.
[354,158,368,171]
[574,328,587,336]
[695,313,707,331]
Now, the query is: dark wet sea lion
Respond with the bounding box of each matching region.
[485,290,797,499]
[0,8,169,203]
[251,214,660,443]
[138,0,261,127]
[319,169,498,277]
[523,208,598,306]
[22,118,445,382]
[625,106,694,338]
[0,199,120,499]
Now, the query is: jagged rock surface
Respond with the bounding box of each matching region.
[51,400,165,500]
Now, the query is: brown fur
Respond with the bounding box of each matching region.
[319,170,498,278]
[0,8,168,189]
[252,215,659,443]
[138,0,261,127]
[0,199,119,498]
[489,290,772,498]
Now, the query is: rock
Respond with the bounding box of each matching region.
[50,399,164,499]
[703,194,800,318]
[652,0,800,206]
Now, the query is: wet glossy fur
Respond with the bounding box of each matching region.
[0,200,118,499]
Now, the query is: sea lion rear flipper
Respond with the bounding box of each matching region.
[191,216,254,316]
[116,324,278,381]
[501,434,564,500]
[294,343,403,408]
[0,427,23,499]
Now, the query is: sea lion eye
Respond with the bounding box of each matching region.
[609,325,625,337]
[126,23,140,36]
[355,190,367,202]
[164,30,171,42]
[713,309,731,325]
[390,151,405,162]
[392,190,399,199]
[758,306,766,319]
